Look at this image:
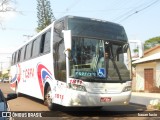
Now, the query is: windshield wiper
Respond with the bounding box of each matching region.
[112,60,122,81]
[109,47,122,81]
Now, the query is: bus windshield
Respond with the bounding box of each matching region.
[69,37,131,82]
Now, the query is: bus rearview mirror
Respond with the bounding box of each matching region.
[123,43,129,53]
[62,30,72,50]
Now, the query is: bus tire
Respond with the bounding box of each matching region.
[44,86,54,110]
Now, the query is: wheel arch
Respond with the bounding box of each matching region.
[44,82,50,98]
[44,81,53,99]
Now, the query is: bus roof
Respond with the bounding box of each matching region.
[57,15,123,27]
[13,15,127,53]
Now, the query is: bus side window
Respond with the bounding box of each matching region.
[25,42,32,60]
[24,44,28,60]
[40,30,51,54]
[53,40,66,82]
[14,52,17,64]
[20,46,26,62]
[53,28,66,82]
[32,37,41,57]
[44,30,51,53]
[17,49,21,63]
[11,53,15,65]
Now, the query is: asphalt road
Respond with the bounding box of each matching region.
[0,82,159,120]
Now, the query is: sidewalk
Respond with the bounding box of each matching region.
[130,92,160,107]
[132,92,160,99]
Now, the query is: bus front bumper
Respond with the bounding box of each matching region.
[62,90,131,107]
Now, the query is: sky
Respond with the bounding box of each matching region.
[0,0,160,53]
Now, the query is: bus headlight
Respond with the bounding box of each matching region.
[122,86,131,92]
[69,83,87,92]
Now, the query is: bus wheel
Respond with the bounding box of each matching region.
[44,86,54,110]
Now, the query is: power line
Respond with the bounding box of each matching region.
[111,0,146,22]
[114,0,160,23]
[112,1,146,21]
[57,0,82,18]
[15,7,145,14]
[0,26,33,31]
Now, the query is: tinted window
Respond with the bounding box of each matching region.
[40,30,51,54]
[53,29,66,82]
[14,52,17,64]
[20,47,26,62]
[17,49,21,62]
[68,17,127,41]
[25,42,32,60]
[11,53,15,65]
[32,37,41,57]
[44,31,51,53]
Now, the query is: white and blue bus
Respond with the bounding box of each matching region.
[10,16,132,110]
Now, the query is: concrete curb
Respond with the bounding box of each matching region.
[130,102,146,108]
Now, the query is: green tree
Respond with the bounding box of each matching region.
[144,36,160,50]
[2,73,9,79]
[36,0,55,32]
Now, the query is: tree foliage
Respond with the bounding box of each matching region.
[0,0,16,12]
[36,0,55,32]
[0,0,16,29]
[144,36,160,50]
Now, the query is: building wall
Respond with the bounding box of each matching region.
[135,62,156,91]
[156,61,160,88]
[134,45,160,92]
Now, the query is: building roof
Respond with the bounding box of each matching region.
[132,52,160,64]
[144,45,160,55]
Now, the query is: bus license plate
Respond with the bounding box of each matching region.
[100,97,111,102]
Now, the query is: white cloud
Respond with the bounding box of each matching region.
[0,47,15,54]
[0,11,16,22]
